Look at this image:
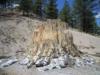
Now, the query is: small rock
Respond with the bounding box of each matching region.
[27,61,34,68]
[35,57,49,67]
[19,58,30,65]
[58,55,68,68]
[74,55,95,67]
[82,55,95,65]
[0,59,18,68]
[75,57,84,67]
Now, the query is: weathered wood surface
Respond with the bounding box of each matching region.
[28,19,81,62]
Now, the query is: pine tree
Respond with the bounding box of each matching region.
[19,0,33,16]
[46,0,58,19]
[73,0,97,33]
[33,0,43,16]
[59,0,71,25]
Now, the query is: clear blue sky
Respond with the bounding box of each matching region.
[57,0,100,26]
[57,0,64,10]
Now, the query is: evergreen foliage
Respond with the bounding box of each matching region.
[19,0,33,15]
[59,0,71,26]
[73,0,97,33]
[33,0,43,16]
[46,0,58,19]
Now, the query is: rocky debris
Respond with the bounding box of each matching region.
[75,55,95,67]
[17,54,36,68]
[0,54,96,72]
[16,54,72,71]
[27,61,34,68]
[36,55,96,72]
[82,55,95,65]
[19,58,30,65]
[37,54,70,71]
[36,55,72,71]
[18,57,34,68]
[35,54,96,71]
[35,57,50,67]
[0,58,18,68]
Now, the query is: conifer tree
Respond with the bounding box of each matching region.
[19,0,33,16]
[33,0,43,16]
[46,0,58,19]
[73,0,97,33]
[59,0,71,25]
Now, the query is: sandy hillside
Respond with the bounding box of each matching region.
[0,16,43,56]
[69,29,100,55]
[0,16,100,75]
[0,16,100,56]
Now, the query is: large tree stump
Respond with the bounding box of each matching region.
[28,19,81,63]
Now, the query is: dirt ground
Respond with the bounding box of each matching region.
[0,63,100,75]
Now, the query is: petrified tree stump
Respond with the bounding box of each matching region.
[28,19,81,64]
